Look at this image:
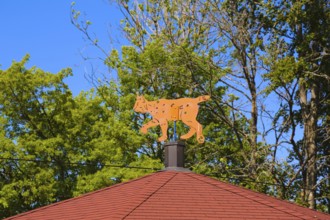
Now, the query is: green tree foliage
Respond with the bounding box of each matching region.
[0,56,161,218]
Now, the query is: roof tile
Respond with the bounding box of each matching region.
[5,170,330,220]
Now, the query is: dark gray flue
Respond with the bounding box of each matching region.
[164,141,191,172]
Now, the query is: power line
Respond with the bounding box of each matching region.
[0,157,161,171]
[209,173,283,187]
[205,173,329,193]
[0,157,328,192]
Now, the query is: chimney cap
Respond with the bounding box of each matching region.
[164,140,186,147]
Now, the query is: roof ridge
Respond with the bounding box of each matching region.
[122,172,178,219]
[6,171,160,220]
[184,172,319,220]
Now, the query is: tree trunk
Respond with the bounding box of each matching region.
[250,82,258,173]
[299,79,318,209]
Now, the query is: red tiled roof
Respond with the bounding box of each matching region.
[6,170,330,220]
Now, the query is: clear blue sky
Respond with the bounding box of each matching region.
[0,0,124,95]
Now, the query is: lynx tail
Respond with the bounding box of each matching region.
[197,95,211,103]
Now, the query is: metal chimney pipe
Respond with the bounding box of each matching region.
[164,141,188,171]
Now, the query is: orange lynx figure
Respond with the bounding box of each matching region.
[133,95,210,143]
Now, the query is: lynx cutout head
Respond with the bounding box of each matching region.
[133,95,210,143]
[133,95,148,113]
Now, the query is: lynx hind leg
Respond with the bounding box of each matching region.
[180,119,198,140]
[181,119,205,143]
[196,123,205,143]
[197,135,205,143]
[158,119,168,142]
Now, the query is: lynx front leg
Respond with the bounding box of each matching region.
[158,119,168,142]
[140,119,159,134]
